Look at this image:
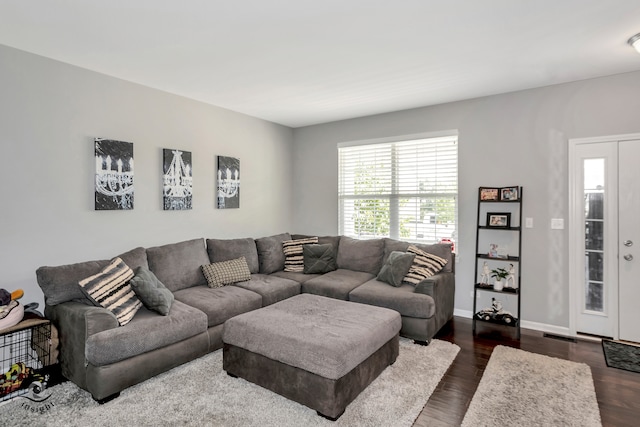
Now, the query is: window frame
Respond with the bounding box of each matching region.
[337,131,458,245]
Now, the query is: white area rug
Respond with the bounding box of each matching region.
[461,345,602,427]
[6,338,459,427]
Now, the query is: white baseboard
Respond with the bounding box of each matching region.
[519,320,571,337]
[454,309,473,318]
[453,310,572,337]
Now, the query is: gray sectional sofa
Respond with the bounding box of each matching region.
[36,233,455,402]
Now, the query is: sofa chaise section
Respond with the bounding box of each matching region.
[349,239,455,342]
[37,246,211,401]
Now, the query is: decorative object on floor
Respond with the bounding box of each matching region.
[163,149,192,210]
[3,338,459,427]
[217,155,240,209]
[461,345,601,427]
[94,138,134,210]
[602,339,640,374]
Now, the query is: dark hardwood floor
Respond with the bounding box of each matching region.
[413,317,640,427]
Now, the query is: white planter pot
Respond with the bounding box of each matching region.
[493,279,504,291]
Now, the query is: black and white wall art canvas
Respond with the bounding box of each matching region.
[95,138,134,210]
[163,149,193,210]
[217,155,240,209]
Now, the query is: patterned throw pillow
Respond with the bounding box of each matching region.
[282,237,318,272]
[129,266,174,316]
[201,257,251,288]
[403,245,448,285]
[78,257,142,326]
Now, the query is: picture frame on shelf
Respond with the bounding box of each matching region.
[488,243,509,259]
[487,212,511,228]
[480,187,499,201]
[488,243,499,258]
[500,186,519,201]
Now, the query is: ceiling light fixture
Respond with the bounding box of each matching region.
[628,33,640,53]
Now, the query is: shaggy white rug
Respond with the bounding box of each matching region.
[6,338,459,427]
[461,345,602,427]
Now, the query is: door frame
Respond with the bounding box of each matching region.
[568,132,640,339]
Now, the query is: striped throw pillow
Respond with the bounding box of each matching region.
[201,257,251,288]
[402,245,448,285]
[282,237,318,272]
[79,257,142,326]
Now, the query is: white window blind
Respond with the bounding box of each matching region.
[338,135,458,244]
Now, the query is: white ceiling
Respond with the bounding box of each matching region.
[1,1,640,128]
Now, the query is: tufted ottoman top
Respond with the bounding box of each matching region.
[223,293,401,380]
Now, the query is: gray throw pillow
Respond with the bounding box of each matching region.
[303,244,337,274]
[377,251,416,287]
[129,266,175,316]
[255,233,291,274]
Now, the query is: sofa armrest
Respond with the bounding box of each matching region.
[413,271,455,329]
[45,302,118,388]
[413,272,452,297]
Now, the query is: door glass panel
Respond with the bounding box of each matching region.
[585,282,604,311]
[585,252,603,281]
[584,159,605,313]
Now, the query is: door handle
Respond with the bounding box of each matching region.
[624,240,633,247]
[624,254,634,261]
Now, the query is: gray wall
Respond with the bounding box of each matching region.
[292,71,640,329]
[0,45,294,309]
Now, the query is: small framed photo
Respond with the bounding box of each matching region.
[480,187,499,201]
[487,212,511,228]
[500,186,519,201]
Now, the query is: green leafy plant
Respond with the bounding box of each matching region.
[491,267,509,280]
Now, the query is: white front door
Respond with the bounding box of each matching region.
[569,134,640,341]
[618,140,640,343]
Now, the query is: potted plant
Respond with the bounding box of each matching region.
[491,267,508,291]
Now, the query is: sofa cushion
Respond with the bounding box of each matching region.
[78,257,142,326]
[173,285,262,327]
[146,238,210,292]
[85,300,207,366]
[270,270,321,284]
[302,269,375,300]
[37,259,110,306]
[201,257,251,288]
[383,238,453,273]
[283,237,318,272]
[129,266,174,316]
[231,274,301,306]
[349,279,436,319]
[291,234,341,249]
[117,247,149,271]
[403,245,448,285]
[206,237,259,274]
[336,237,384,275]
[377,251,415,287]
[303,243,337,274]
[255,233,291,274]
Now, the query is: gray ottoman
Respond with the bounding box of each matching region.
[223,293,402,420]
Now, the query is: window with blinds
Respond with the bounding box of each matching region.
[338,135,458,245]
